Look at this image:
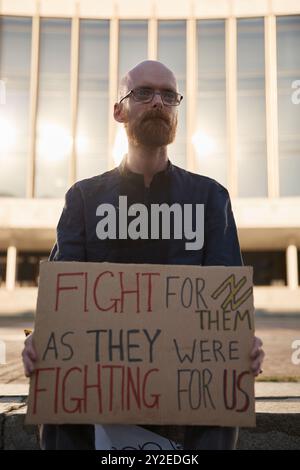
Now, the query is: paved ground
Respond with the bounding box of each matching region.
[0,313,33,385]
[254,311,300,380]
[0,310,300,385]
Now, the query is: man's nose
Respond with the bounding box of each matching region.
[152,92,164,107]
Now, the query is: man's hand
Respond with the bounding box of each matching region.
[250,336,265,377]
[22,333,37,377]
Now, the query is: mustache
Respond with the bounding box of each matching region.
[140,109,171,125]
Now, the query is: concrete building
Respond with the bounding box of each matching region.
[0,0,299,311]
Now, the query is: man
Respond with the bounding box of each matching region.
[22,60,265,450]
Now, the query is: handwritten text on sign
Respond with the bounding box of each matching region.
[26,262,255,427]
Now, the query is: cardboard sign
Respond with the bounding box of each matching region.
[26,261,255,427]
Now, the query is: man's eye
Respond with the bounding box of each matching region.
[163,91,176,101]
[136,88,152,97]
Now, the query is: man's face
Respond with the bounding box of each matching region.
[118,66,179,148]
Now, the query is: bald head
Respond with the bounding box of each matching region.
[118,60,178,100]
[115,60,179,149]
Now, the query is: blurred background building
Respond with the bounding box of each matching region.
[0,0,299,312]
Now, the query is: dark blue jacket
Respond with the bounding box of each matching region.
[49,160,243,267]
[42,160,242,450]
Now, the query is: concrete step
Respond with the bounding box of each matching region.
[0,395,299,450]
[255,382,300,398]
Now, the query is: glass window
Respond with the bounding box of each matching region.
[118,21,148,81]
[0,16,32,197]
[277,16,300,196]
[35,19,71,198]
[76,20,109,180]
[114,21,148,165]
[242,251,287,286]
[195,20,226,186]
[237,18,267,197]
[298,250,300,285]
[17,251,49,287]
[158,21,186,168]
[0,251,6,286]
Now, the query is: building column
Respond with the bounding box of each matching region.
[286,244,299,290]
[108,15,119,170]
[226,16,238,197]
[264,14,279,198]
[69,9,80,186]
[186,16,197,173]
[6,246,17,291]
[27,6,40,198]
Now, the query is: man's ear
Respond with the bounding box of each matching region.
[114,102,127,123]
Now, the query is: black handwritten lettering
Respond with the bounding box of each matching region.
[166,276,208,310]
[173,338,240,364]
[177,368,216,411]
[61,332,75,361]
[86,329,161,363]
[42,332,58,361]
[195,309,252,331]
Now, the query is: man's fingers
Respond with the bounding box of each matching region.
[250,348,260,359]
[22,333,37,377]
[253,336,263,346]
[253,336,263,348]
[23,357,35,377]
[23,334,37,361]
[250,336,264,359]
[22,346,37,362]
[27,346,37,361]
[251,359,260,372]
[252,368,263,377]
[251,350,265,373]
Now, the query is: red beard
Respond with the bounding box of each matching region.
[125,109,178,147]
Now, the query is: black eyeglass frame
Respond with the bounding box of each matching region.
[119,87,183,106]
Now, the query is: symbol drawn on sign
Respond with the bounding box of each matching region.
[111,439,183,450]
[210,274,252,310]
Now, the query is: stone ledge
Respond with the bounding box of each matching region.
[0,397,40,450]
[0,397,300,450]
[238,412,300,450]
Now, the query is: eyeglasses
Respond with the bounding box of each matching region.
[119,87,183,106]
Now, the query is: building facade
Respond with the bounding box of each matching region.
[0,0,300,311]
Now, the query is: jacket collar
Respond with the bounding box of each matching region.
[118,154,173,184]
